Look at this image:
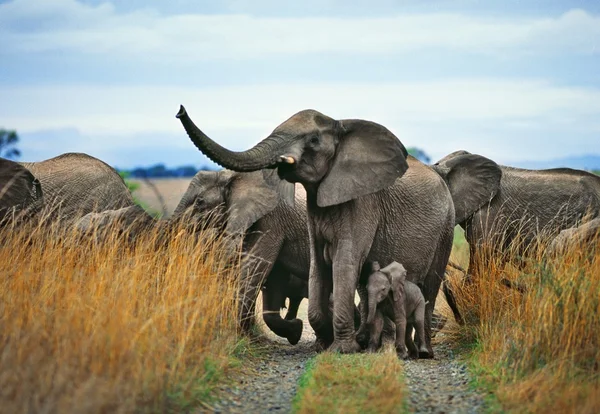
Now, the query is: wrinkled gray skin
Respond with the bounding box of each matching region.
[19,153,135,223]
[75,205,157,243]
[175,106,498,356]
[546,217,600,257]
[172,169,311,345]
[0,158,43,226]
[366,261,429,359]
[434,150,600,275]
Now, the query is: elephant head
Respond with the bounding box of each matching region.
[0,158,43,226]
[432,150,502,225]
[366,261,407,324]
[172,168,289,236]
[176,106,408,207]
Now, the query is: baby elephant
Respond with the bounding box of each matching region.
[366,261,429,359]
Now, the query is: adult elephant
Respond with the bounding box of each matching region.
[434,150,600,275]
[19,153,135,222]
[176,106,500,356]
[0,158,43,226]
[77,170,312,345]
[172,169,311,345]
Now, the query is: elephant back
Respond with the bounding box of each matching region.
[20,153,135,221]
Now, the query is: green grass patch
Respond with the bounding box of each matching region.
[293,351,407,414]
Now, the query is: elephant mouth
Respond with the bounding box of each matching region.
[276,156,298,180]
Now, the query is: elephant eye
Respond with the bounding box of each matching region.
[309,135,320,145]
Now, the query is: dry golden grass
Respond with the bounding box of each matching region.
[447,226,600,413]
[0,216,242,414]
[293,348,406,414]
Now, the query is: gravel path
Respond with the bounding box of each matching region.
[404,334,486,413]
[208,306,316,414]
[205,301,485,414]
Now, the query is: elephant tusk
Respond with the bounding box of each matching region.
[279,155,296,164]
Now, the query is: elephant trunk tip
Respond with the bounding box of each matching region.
[176,105,187,119]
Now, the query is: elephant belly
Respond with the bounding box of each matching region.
[278,241,310,281]
[371,191,452,285]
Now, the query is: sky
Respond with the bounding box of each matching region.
[0,0,599,169]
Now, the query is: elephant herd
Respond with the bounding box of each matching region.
[2,106,600,359]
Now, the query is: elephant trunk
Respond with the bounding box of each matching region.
[367,292,378,325]
[176,105,285,172]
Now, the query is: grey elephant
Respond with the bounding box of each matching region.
[75,205,158,243]
[366,261,429,359]
[77,170,311,344]
[1,158,43,226]
[434,150,600,275]
[173,169,311,344]
[18,152,135,223]
[176,106,499,356]
[546,217,600,257]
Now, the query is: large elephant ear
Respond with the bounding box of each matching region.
[381,261,407,303]
[225,170,287,234]
[433,153,502,225]
[317,120,409,207]
[0,159,41,213]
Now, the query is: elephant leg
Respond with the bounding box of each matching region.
[381,314,397,346]
[238,263,268,334]
[393,310,408,360]
[238,233,283,335]
[405,322,419,360]
[414,302,430,358]
[262,266,303,345]
[421,230,454,358]
[329,245,362,354]
[284,274,306,321]
[355,279,370,349]
[442,278,463,325]
[366,309,384,353]
[284,295,303,321]
[307,239,334,351]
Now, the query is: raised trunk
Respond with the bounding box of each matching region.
[176,105,283,172]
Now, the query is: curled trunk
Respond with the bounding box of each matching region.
[176,105,284,172]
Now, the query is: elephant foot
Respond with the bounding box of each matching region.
[355,328,369,349]
[312,336,332,353]
[286,319,303,345]
[425,345,435,359]
[366,344,379,353]
[395,344,409,360]
[329,338,361,354]
[417,344,432,359]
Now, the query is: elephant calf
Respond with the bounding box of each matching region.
[366,261,429,359]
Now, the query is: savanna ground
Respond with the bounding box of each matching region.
[0,178,598,413]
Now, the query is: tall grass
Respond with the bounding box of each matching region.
[447,225,600,413]
[0,216,242,413]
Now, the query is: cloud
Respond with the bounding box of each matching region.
[1,0,599,61]
[1,79,598,133]
[2,78,599,165]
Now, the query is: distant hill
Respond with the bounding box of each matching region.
[511,154,600,171]
[117,163,218,178]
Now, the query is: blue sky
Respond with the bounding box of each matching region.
[1,0,599,169]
